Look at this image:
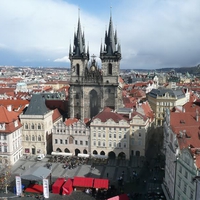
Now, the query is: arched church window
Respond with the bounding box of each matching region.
[108,63,112,75]
[76,64,80,76]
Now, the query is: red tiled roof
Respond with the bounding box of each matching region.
[0,99,29,114]
[0,105,22,133]
[65,118,78,126]
[93,107,128,123]
[52,109,62,122]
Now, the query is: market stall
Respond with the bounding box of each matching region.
[52,178,66,194]
[62,178,73,195]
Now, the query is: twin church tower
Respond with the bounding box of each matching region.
[69,14,123,120]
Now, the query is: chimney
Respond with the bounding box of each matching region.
[7,105,12,111]
[129,112,132,119]
[196,109,199,122]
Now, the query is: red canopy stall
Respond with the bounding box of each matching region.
[62,178,73,195]
[73,176,94,191]
[93,178,109,190]
[52,178,66,194]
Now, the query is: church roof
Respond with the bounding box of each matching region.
[24,94,50,115]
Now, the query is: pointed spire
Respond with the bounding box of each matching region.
[87,42,90,60]
[100,40,103,54]
[115,29,117,45]
[100,13,121,61]
[69,43,72,58]
[70,8,89,60]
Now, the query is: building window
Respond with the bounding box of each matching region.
[98,132,101,137]
[32,135,35,141]
[93,141,96,146]
[183,182,187,194]
[132,132,134,136]
[114,134,116,138]
[98,141,101,146]
[80,141,83,145]
[60,139,63,144]
[0,146,1,152]
[4,146,7,152]
[3,134,6,140]
[31,124,34,129]
[138,133,141,137]
[93,132,96,137]
[190,189,194,199]
[179,166,182,173]
[119,143,121,148]
[38,135,41,141]
[25,124,28,129]
[177,193,181,200]
[103,142,105,147]
[55,139,58,144]
[124,143,126,148]
[65,140,68,144]
[75,140,78,145]
[26,135,28,141]
[109,134,111,138]
[38,124,41,129]
[124,134,126,139]
[103,133,105,137]
[185,171,188,179]
[85,141,88,145]
[119,134,121,139]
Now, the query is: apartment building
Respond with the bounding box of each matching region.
[52,118,90,155]
[20,94,62,155]
[163,106,200,200]
[147,87,190,126]
[0,105,23,165]
[90,107,130,159]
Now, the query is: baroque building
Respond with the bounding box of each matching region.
[69,15,122,120]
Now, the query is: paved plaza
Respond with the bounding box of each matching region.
[0,154,165,199]
[11,155,145,184]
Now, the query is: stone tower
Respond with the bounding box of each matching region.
[69,15,122,120]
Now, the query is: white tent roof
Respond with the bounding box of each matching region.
[21,166,51,181]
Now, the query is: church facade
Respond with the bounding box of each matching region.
[69,16,123,120]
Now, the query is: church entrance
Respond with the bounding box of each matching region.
[90,90,99,118]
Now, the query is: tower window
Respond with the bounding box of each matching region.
[76,64,80,76]
[76,93,79,99]
[108,63,112,75]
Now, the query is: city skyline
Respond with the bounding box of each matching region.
[0,0,200,69]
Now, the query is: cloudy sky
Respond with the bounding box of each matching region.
[0,0,200,69]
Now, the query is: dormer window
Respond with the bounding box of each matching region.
[0,123,5,130]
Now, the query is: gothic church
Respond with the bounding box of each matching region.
[69,15,122,120]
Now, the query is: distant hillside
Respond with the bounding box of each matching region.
[124,64,200,75]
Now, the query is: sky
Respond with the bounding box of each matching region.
[0,0,200,70]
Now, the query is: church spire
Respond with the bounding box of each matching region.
[69,10,89,60]
[100,12,121,60]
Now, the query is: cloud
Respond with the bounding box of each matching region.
[0,0,200,69]
[54,56,69,62]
